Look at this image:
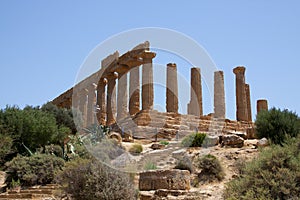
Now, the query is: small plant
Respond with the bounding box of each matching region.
[144,161,157,170]
[195,154,224,182]
[181,133,207,147]
[129,143,143,155]
[159,140,169,146]
[10,178,20,189]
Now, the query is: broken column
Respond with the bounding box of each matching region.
[142,53,155,111]
[245,84,252,121]
[129,67,140,115]
[233,66,248,121]
[257,99,268,114]
[166,63,178,113]
[96,78,107,125]
[214,71,225,118]
[106,72,117,126]
[117,72,128,121]
[87,83,96,126]
[188,67,203,116]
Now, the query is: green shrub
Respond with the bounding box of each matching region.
[195,154,224,183]
[129,143,143,155]
[56,158,136,200]
[181,133,206,147]
[223,136,300,199]
[174,156,193,173]
[255,108,300,145]
[144,161,157,170]
[5,154,65,186]
[159,141,169,145]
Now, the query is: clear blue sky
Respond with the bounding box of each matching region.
[1,1,299,120]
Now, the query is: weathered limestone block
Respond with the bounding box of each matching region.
[188,67,203,116]
[221,134,244,148]
[245,84,252,121]
[257,99,268,114]
[129,67,140,115]
[233,66,248,121]
[166,63,178,113]
[214,71,225,118]
[150,143,165,150]
[139,169,190,191]
[257,138,269,147]
[101,51,119,69]
[79,88,88,127]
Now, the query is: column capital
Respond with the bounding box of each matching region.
[106,72,118,79]
[233,66,246,75]
[167,63,177,68]
[141,51,156,60]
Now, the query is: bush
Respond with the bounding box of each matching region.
[224,136,300,199]
[174,156,193,173]
[56,158,136,200]
[5,154,65,186]
[255,108,300,145]
[195,154,224,182]
[129,143,143,155]
[181,133,206,147]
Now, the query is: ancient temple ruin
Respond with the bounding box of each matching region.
[52,41,268,139]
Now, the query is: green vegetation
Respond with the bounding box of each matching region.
[159,140,169,145]
[56,158,136,200]
[224,136,300,199]
[181,132,207,147]
[195,154,224,183]
[5,154,65,187]
[129,143,143,155]
[256,107,300,145]
[144,161,157,170]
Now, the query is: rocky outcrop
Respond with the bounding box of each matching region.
[221,134,244,148]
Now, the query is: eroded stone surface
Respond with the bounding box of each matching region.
[139,169,190,191]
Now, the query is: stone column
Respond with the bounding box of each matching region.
[96,78,107,125]
[87,84,96,126]
[142,56,154,110]
[106,72,117,126]
[257,99,268,114]
[245,84,252,121]
[166,63,179,113]
[233,66,248,121]
[214,71,225,118]
[117,72,128,121]
[79,88,88,127]
[129,67,140,115]
[188,67,203,116]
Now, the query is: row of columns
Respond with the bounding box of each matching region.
[76,64,269,127]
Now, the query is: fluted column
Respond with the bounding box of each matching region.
[245,84,252,121]
[214,71,225,118]
[79,88,88,127]
[106,72,117,126]
[257,99,268,114]
[166,63,179,113]
[129,67,140,115]
[233,66,248,121]
[117,72,128,120]
[96,78,107,125]
[142,55,154,110]
[87,84,96,126]
[188,67,203,116]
